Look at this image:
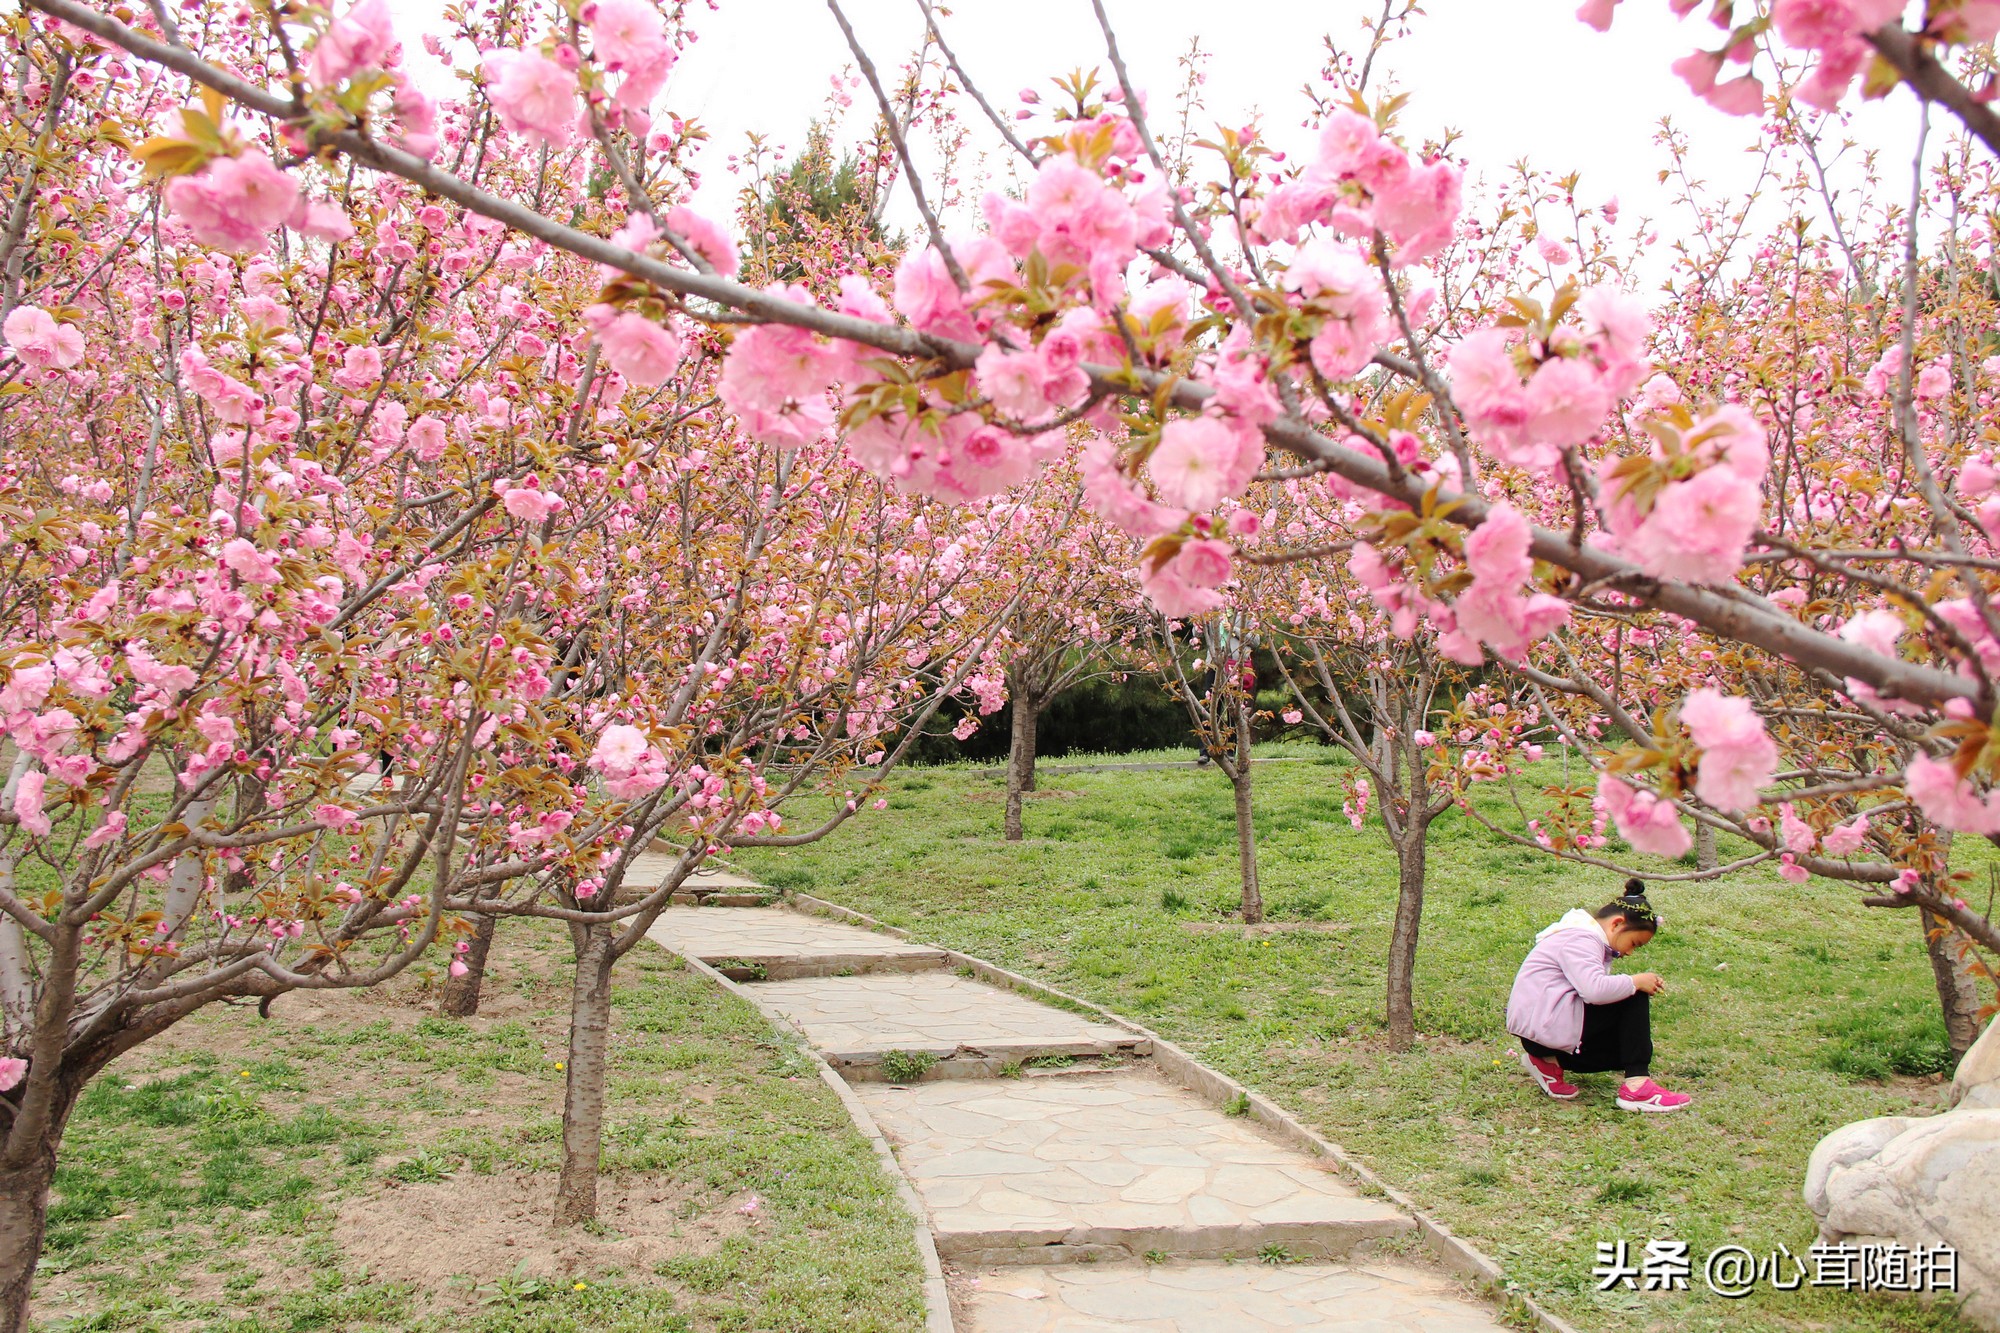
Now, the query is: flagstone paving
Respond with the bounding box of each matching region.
[747,972,1148,1068]
[646,900,1511,1332]
[646,905,946,978]
[853,1070,1409,1264]
[964,1260,1508,1332]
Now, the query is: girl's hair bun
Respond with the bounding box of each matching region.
[1623,877,1648,899]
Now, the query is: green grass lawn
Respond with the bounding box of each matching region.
[30,920,926,1333]
[735,743,1982,1333]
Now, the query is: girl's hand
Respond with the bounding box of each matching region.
[1633,972,1665,995]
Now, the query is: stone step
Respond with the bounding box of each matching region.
[853,1070,1411,1266]
[743,972,1149,1076]
[964,1259,1508,1332]
[646,905,947,980]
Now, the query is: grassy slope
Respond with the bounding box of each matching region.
[31,920,926,1333]
[735,744,1980,1333]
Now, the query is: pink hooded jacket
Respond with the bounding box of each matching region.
[1504,908,1637,1053]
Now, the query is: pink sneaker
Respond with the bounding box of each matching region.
[1521,1052,1579,1100]
[1616,1079,1692,1113]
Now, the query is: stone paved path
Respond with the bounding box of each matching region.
[750,972,1147,1072]
[647,905,946,979]
[854,1070,1407,1264]
[645,902,1510,1332]
[967,1260,1507,1332]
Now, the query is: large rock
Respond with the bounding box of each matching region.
[1806,1021,2000,1327]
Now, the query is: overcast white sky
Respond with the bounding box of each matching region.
[404,0,1931,270]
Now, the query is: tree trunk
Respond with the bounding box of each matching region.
[1004,697,1039,842]
[1695,821,1717,872]
[0,1149,57,1333]
[1385,831,1426,1052]
[1232,689,1262,924]
[1921,907,1984,1059]
[439,910,499,1018]
[0,1060,82,1333]
[553,926,616,1227]
[1232,770,1262,924]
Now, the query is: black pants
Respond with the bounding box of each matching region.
[1521,991,1651,1078]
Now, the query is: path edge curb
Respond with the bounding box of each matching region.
[648,937,956,1333]
[789,890,1583,1333]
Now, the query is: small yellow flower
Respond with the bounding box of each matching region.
[555,1061,566,1070]
[573,1281,587,1291]
[238,1070,250,1078]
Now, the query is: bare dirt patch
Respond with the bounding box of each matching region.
[336,1170,753,1295]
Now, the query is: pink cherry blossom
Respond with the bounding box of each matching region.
[496,477,566,522]
[1174,539,1235,589]
[83,810,128,850]
[13,769,49,838]
[719,318,835,448]
[483,49,580,148]
[408,415,449,461]
[1020,155,1138,273]
[1577,0,1618,31]
[1822,814,1871,856]
[221,538,282,586]
[1148,417,1253,512]
[1447,503,1570,662]
[1905,754,2000,835]
[1596,774,1692,857]
[309,0,398,86]
[1680,687,1777,812]
[0,1057,24,1092]
[125,643,197,697]
[3,306,84,369]
[663,206,739,276]
[166,154,299,252]
[1524,356,1615,448]
[892,235,1012,341]
[314,803,357,829]
[596,310,683,386]
[1139,552,1226,619]
[1080,438,1186,537]
[1624,465,1763,585]
[590,0,668,71]
[591,723,650,772]
[1779,802,1817,854]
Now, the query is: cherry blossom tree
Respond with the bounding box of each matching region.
[1143,608,1270,923]
[0,10,1018,1320]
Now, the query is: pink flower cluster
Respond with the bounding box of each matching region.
[586,0,676,133]
[1250,108,1463,268]
[484,48,580,148]
[585,299,683,388]
[3,306,83,370]
[1906,753,2000,836]
[1584,0,2000,119]
[1596,773,1690,858]
[1599,405,1768,585]
[719,288,839,450]
[1436,503,1570,664]
[1139,538,1234,619]
[981,153,1168,301]
[1285,240,1389,381]
[1680,687,1777,812]
[165,150,356,254]
[495,475,566,522]
[589,723,669,800]
[308,0,437,158]
[1446,287,1649,473]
